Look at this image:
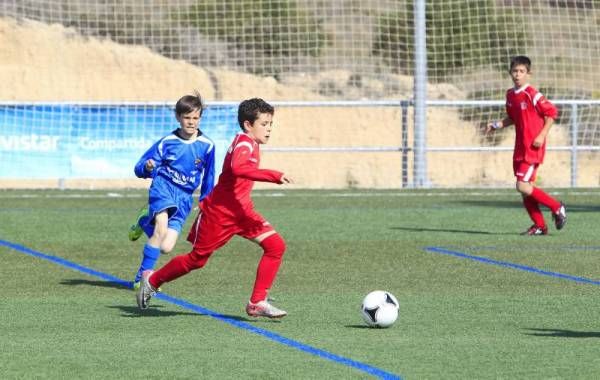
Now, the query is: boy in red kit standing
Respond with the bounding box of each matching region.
[486,55,566,235]
[137,98,294,318]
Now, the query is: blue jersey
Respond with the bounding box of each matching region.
[134,130,215,201]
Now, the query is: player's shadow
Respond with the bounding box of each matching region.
[523,328,600,338]
[455,200,600,214]
[452,200,524,209]
[61,278,129,290]
[390,226,513,235]
[567,204,600,213]
[345,324,377,329]
[62,278,253,321]
[110,305,201,318]
[109,305,252,321]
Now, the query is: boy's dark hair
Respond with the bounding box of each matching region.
[509,55,532,72]
[175,91,204,116]
[237,98,274,130]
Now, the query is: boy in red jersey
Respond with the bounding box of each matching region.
[486,55,566,235]
[137,98,294,318]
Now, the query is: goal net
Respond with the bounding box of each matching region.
[0,0,598,188]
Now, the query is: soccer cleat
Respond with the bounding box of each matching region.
[552,202,567,230]
[136,270,157,310]
[128,206,149,241]
[246,300,287,319]
[133,280,160,292]
[521,225,548,236]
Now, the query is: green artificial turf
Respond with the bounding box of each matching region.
[1,188,599,379]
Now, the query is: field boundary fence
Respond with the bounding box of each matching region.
[1,99,598,189]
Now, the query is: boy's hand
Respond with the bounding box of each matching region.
[144,159,155,172]
[485,121,501,135]
[532,133,546,148]
[279,174,294,184]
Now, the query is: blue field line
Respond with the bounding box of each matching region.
[425,246,600,286]
[0,239,401,380]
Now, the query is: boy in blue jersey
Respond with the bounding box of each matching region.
[129,92,215,289]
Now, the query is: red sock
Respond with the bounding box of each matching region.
[530,187,561,213]
[250,233,286,304]
[523,196,546,227]
[150,250,212,289]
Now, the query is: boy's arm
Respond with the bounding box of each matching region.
[486,90,514,135]
[485,117,513,135]
[231,145,285,184]
[533,116,554,148]
[198,146,215,202]
[134,140,162,178]
[532,95,558,148]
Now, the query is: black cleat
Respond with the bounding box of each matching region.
[521,225,548,236]
[552,202,567,230]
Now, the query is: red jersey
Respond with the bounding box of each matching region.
[505,84,558,164]
[202,133,283,218]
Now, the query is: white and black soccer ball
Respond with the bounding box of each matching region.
[360,290,399,328]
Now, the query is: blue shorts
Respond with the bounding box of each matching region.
[145,175,194,233]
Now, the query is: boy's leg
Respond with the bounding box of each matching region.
[133,211,169,286]
[244,228,288,319]
[237,210,288,318]
[529,187,567,229]
[521,195,548,235]
[250,233,286,303]
[138,248,214,310]
[514,163,563,232]
[134,243,161,285]
[522,195,546,228]
[149,212,234,290]
[529,187,561,213]
[148,249,213,289]
[518,182,548,235]
[513,161,562,214]
[133,228,178,287]
[128,205,149,241]
[141,222,155,240]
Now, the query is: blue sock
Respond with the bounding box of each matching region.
[134,244,161,283]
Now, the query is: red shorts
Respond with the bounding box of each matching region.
[513,161,539,182]
[186,206,274,255]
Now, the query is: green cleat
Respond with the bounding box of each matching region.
[128,206,148,241]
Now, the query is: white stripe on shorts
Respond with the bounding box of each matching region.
[523,164,535,182]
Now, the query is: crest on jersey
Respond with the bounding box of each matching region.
[195,158,202,166]
[520,101,527,110]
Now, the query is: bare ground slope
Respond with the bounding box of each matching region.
[1,18,595,188]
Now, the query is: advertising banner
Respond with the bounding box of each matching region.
[0,104,238,179]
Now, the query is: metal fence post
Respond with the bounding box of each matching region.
[570,103,578,188]
[401,100,409,188]
[413,0,428,188]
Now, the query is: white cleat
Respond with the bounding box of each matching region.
[245,300,287,319]
[136,270,157,310]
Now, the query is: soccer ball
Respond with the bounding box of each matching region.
[360,290,399,328]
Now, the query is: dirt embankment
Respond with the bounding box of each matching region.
[1,18,596,189]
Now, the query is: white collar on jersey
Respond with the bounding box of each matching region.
[513,84,530,94]
[172,129,200,144]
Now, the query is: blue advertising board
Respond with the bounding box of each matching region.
[0,104,238,179]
